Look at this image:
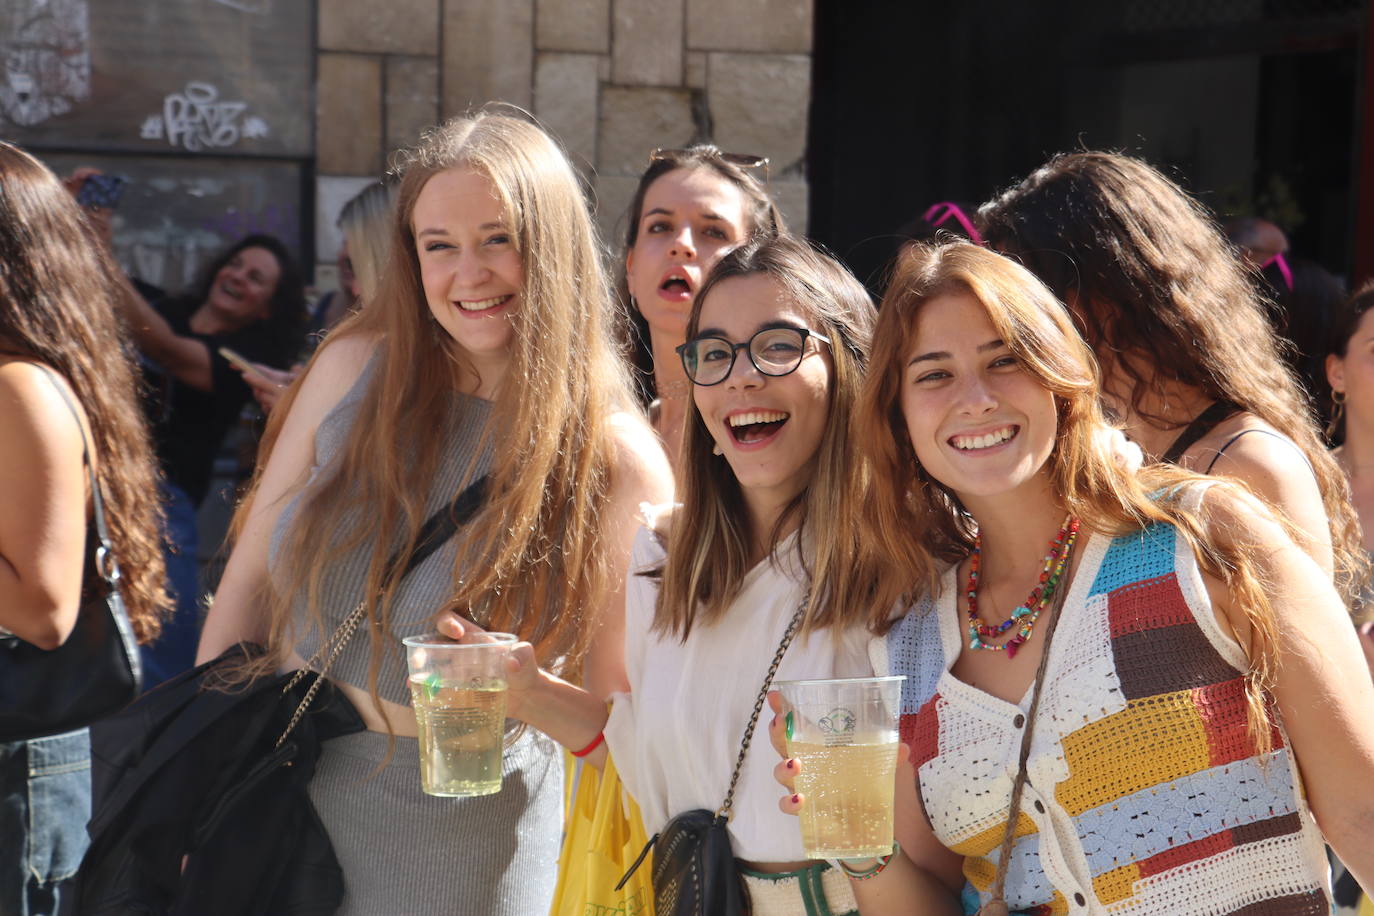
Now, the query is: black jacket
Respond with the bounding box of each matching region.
[73,645,363,915]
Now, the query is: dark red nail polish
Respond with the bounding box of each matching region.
[786,759,794,769]
[791,794,800,805]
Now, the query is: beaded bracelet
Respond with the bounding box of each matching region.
[837,841,900,880]
[570,730,605,758]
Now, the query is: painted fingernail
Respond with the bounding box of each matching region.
[786,759,794,770]
[791,794,800,805]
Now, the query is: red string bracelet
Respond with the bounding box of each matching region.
[570,730,605,758]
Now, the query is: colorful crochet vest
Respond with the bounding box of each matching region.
[888,519,1331,915]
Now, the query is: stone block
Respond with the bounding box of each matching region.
[685,51,707,88]
[597,86,695,176]
[319,0,440,55]
[707,53,808,171]
[442,0,535,114]
[317,54,383,175]
[316,175,379,262]
[534,53,601,172]
[686,0,811,52]
[770,179,807,235]
[611,0,683,86]
[536,0,610,52]
[593,175,641,249]
[386,57,440,156]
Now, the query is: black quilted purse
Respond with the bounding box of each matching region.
[0,366,141,742]
[619,587,810,916]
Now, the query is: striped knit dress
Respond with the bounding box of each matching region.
[886,507,1331,915]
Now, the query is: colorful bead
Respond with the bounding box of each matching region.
[965,515,1080,657]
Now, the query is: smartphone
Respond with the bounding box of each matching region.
[76,173,127,210]
[218,347,271,384]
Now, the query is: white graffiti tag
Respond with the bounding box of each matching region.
[142,82,268,152]
[0,0,92,127]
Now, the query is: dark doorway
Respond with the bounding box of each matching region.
[808,0,1368,291]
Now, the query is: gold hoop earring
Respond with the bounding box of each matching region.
[1327,389,1346,440]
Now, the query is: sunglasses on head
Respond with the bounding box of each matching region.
[649,148,769,171]
[922,202,984,245]
[1262,251,1293,292]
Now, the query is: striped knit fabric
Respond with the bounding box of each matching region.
[889,515,1331,915]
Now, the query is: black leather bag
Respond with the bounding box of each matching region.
[0,366,141,742]
[620,586,811,916]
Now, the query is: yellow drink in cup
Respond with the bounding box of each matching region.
[403,633,517,797]
[777,676,905,859]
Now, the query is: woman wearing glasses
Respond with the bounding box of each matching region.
[620,146,784,469]
[979,151,1363,603]
[196,110,671,915]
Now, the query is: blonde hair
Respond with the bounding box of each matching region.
[858,240,1282,751]
[338,180,398,303]
[656,235,876,639]
[242,109,635,707]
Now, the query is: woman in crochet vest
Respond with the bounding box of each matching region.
[775,240,1374,913]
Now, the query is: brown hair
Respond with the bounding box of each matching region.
[858,240,1284,750]
[617,146,786,404]
[0,142,169,641]
[979,150,1364,603]
[242,110,636,710]
[656,234,875,639]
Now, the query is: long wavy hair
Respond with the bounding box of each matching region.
[617,146,786,404]
[0,142,169,641]
[978,150,1364,604]
[656,235,876,639]
[858,241,1285,750]
[243,111,636,703]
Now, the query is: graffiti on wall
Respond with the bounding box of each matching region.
[0,0,92,127]
[139,82,270,151]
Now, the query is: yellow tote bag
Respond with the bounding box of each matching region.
[551,750,655,916]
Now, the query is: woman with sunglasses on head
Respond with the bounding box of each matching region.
[979,151,1363,603]
[195,110,671,915]
[773,240,1374,914]
[620,146,785,469]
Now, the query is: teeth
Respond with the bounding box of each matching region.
[728,410,788,427]
[458,295,510,312]
[952,426,1015,450]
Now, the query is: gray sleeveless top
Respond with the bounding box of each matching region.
[271,357,494,705]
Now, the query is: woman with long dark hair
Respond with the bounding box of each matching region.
[979,151,1363,601]
[0,142,168,916]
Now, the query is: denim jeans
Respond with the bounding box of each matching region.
[139,482,202,691]
[0,730,91,916]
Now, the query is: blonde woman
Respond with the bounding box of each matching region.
[775,241,1374,913]
[196,110,670,914]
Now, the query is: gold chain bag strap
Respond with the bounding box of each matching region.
[978,570,1073,916]
[273,474,490,749]
[619,583,812,916]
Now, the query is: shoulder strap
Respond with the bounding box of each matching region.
[1203,427,1313,475]
[1159,400,1240,465]
[34,364,121,592]
[274,473,491,747]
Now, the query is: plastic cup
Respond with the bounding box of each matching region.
[403,633,517,797]
[776,675,906,859]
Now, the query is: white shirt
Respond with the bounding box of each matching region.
[605,525,874,863]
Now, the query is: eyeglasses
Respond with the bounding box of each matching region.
[676,326,827,386]
[922,202,985,245]
[649,147,769,171]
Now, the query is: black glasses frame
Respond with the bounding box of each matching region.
[648,147,769,171]
[676,326,825,387]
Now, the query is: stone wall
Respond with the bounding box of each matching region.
[313,0,812,281]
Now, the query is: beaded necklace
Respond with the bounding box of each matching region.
[966,515,1080,658]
